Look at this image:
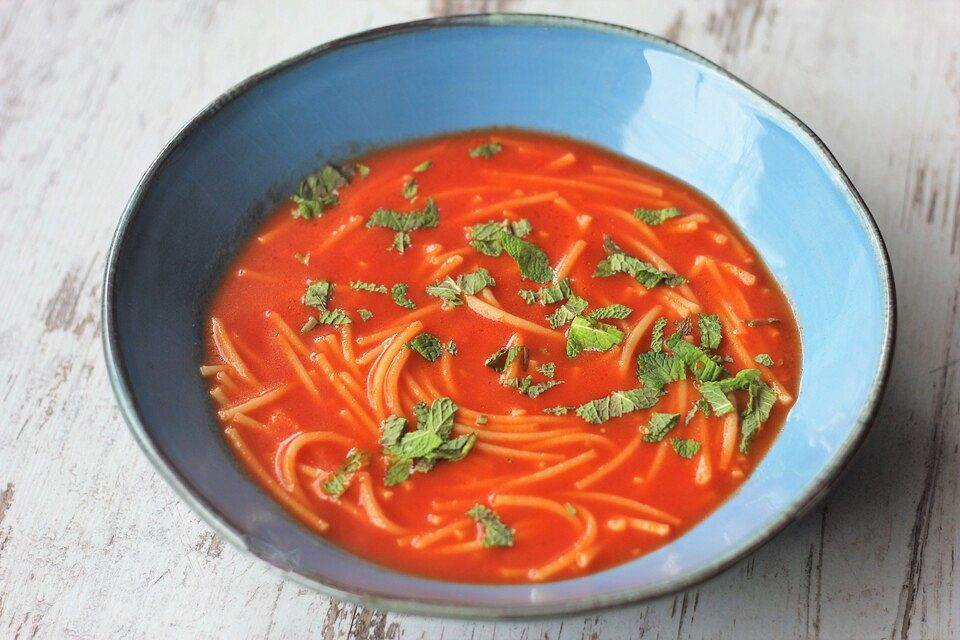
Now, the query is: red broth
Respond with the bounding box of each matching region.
[202,129,801,583]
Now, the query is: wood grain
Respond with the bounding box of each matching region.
[0,1,957,637]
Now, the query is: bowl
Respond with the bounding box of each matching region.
[103,14,895,617]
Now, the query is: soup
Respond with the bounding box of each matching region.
[201,129,800,583]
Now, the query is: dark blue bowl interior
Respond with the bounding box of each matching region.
[105,15,893,616]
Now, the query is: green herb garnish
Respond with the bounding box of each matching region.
[402,178,418,201]
[754,353,775,366]
[291,164,350,219]
[412,160,432,173]
[594,236,686,289]
[485,344,527,374]
[300,317,319,333]
[355,163,370,177]
[407,332,443,362]
[543,406,574,416]
[650,317,668,352]
[366,198,439,253]
[671,438,701,459]
[468,219,553,283]
[564,502,578,516]
[294,253,310,265]
[633,207,681,225]
[316,309,351,325]
[391,283,417,309]
[636,351,686,392]
[320,449,370,498]
[547,295,588,329]
[519,279,573,305]
[425,267,496,308]
[445,340,458,356]
[642,413,680,443]
[468,142,503,159]
[588,304,633,321]
[566,315,624,358]
[537,362,556,378]
[350,280,388,293]
[381,398,475,486]
[666,334,724,381]
[303,280,333,310]
[357,308,373,321]
[503,376,563,398]
[466,504,514,547]
[685,398,712,424]
[698,313,722,350]
[575,387,662,424]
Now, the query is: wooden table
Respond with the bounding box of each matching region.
[2,1,957,637]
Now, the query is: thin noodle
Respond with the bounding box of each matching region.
[200,364,230,377]
[313,352,380,435]
[528,505,597,581]
[619,305,663,374]
[209,386,229,406]
[218,384,292,419]
[409,518,473,549]
[277,334,319,398]
[567,491,680,526]
[453,425,578,442]
[265,310,311,359]
[368,321,424,419]
[275,431,356,492]
[478,287,502,308]
[466,191,560,218]
[464,295,562,341]
[357,339,389,366]
[439,350,456,396]
[312,215,364,254]
[215,371,242,396]
[357,472,408,534]
[490,495,580,526]
[231,413,267,432]
[236,268,282,283]
[528,433,616,450]
[426,255,464,282]
[500,450,598,490]
[544,152,576,172]
[223,427,328,533]
[589,174,664,198]
[340,325,362,379]
[552,197,577,215]
[475,442,565,463]
[552,239,587,281]
[356,304,441,346]
[210,317,260,386]
[719,411,738,471]
[574,431,644,489]
[384,348,413,417]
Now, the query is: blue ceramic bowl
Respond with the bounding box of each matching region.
[103,14,895,617]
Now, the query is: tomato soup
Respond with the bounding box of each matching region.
[201,129,801,583]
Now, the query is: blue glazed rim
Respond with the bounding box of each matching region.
[102,13,896,618]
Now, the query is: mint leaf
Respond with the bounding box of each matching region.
[636,351,686,392]
[755,353,775,366]
[445,340,458,356]
[485,345,527,374]
[321,449,370,497]
[642,413,680,443]
[594,236,686,288]
[740,378,776,454]
[303,280,333,310]
[294,252,310,265]
[633,207,681,225]
[431,433,476,461]
[575,387,662,424]
[466,504,514,547]
[566,315,624,358]
[671,438,701,459]
[391,283,417,309]
[666,335,724,381]
[468,142,503,159]
[355,163,370,177]
[414,397,458,440]
[380,415,407,448]
[698,313,722,350]
[366,198,439,253]
[588,304,633,321]
[291,164,350,219]
[537,362,556,378]
[547,294,588,329]
[350,280,388,293]
[504,376,563,398]
[521,279,573,305]
[402,178,418,201]
[698,382,736,415]
[544,406,574,416]
[385,458,412,485]
[357,308,373,321]
[685,398,711,424]
[650,317,668,352]
[468,219,553,282]
[412,160,432,173]
[316,309,351,325]
[407,332,443,362]
[425,268,495,308]
[300,317,319,333]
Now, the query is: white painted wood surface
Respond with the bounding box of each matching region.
[1,0,957,637]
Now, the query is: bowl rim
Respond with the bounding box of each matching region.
[102,12,897,619]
